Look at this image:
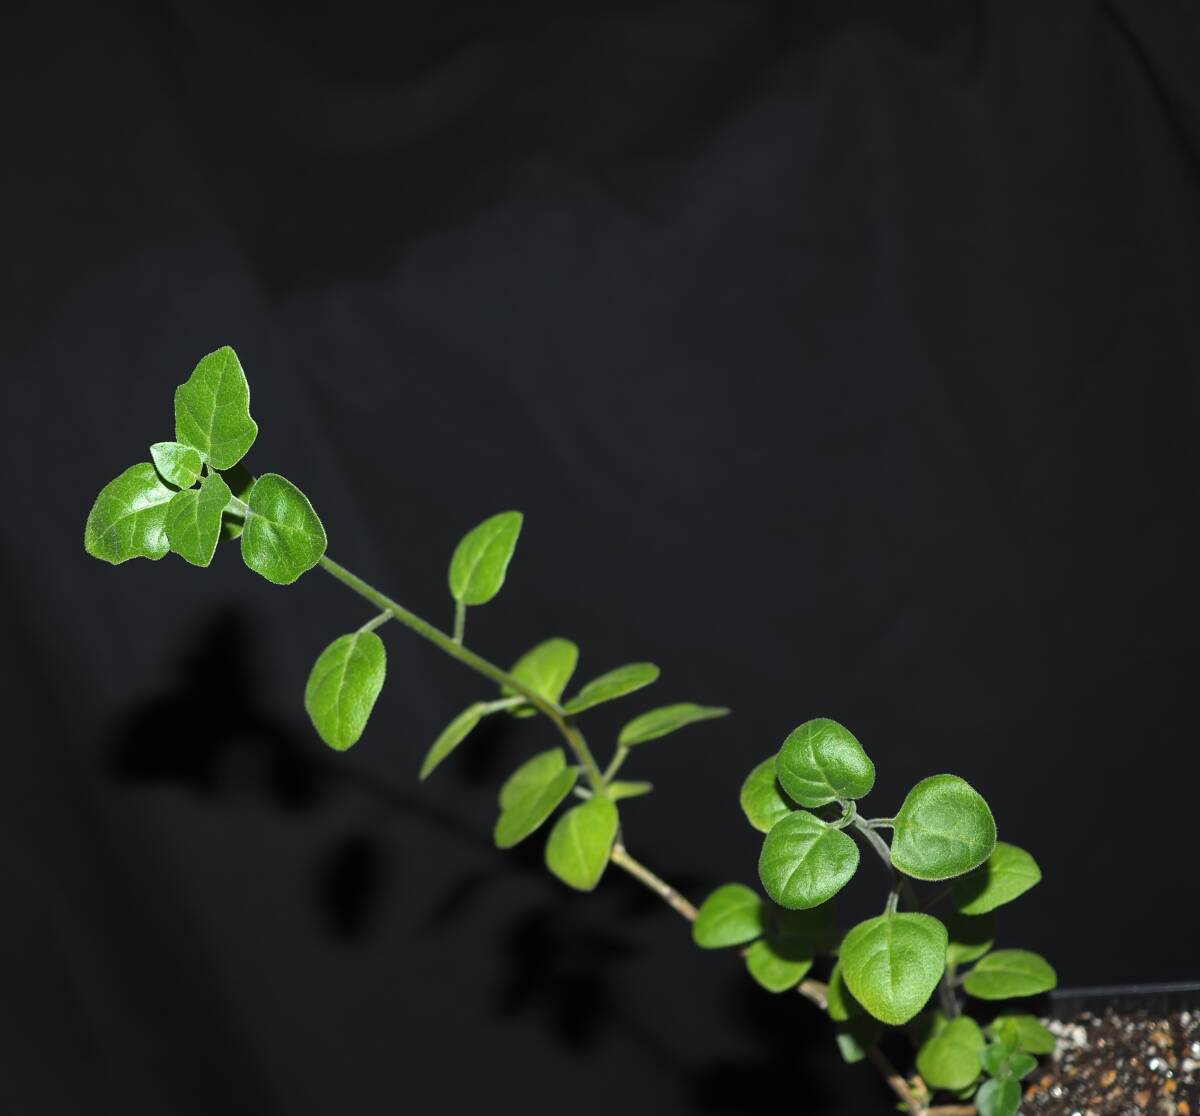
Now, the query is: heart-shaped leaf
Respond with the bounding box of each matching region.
[84,462,176,563]
[544,795,618,891]
[952,842,1041,915]
[563,662,660,715]
[241,473,327,585]
[165,471,232,567]
[502,638,579,716]
[304,630,387,751]
[975,1075,1021,1116]
[173,346,258,470]
[419,702,488,780]
[744,937,814,993]
[987,1014,1056,1055]
[839,913,948,1025]
[617,703,729,747]
[150,441,203,488]
[775,718,875,808]
[890,774,996,881]
[758,811,859,910]
[494,750,577,848]
[739,757,796,834]
[448,511,523,606]
[963,950,1056,1000]
[945,911,996,967]
[692,884,764,949]
[916,1015,985,1090]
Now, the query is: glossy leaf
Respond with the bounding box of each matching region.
[744,937,813,993]
[945,911,996,967]
[988,1014,1056,1055]
[692,884,764,949]
[218,463,254,539]
[890,774,997,881]
[617,703,729,747]
[494,749,577,848]
[775,718,875,808]
[448,511,523,606]
[975,1076,1021,1116]
[165,472,232,567]
[241,473,327,585]
[952,841,1042,915]
[963,950,1057,1000]
[84,463,175,563]
[739,757,795,834]
[916,1016,985,1091]
[173,346,258,470]
[304,630,387,751]
[839,913,948,1025]
[563,662,660,715]
[150,441,203,488]
[544,795,618,891]
[758,811,859,910]
[419,702,487,780]
[502,638,578,716]
[607,780,653,801]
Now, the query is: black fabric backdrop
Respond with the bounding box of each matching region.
[3,2,1199,1113]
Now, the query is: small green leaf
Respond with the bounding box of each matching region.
[952,842,1042,915]
[744,937,814,993]
[890,774,997,881]
[165,472,232,567]
[692,884,764,949]
[775,718,875,808]
[607,780,653,801]
[963,950,1057,1000]
[84,462,175,563]
[563,662,660,715]
[150,441,203,488]
[979,1042,1011,1076]
[839,913,948,1026]
[987,1014,1056,1055]
[945,911,996,967]
[828,963,883,1063]
[218,463,254,539]
[617,703,729,747]
[827,962,857,1022]
[495,751,577,848]
[448,511,523,606]
[916,1016,985,1091]
[758,811,859,910]
[502,638,579,716]
[974,1076,1021,1116]
[304,630,387,751]
[739,757,796,834]
[173,346,258,470]
[544,795,618,891]
[241,473,327,585]
[419,703,487,780]
[1008,1052,1038,1079]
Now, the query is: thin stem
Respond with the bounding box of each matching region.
[851,815,894,871]
[865,817,895,829]
[453,598,466,645]
[603,744,630,784]
[610,843,698,921]
[833,799,857,829]
[357,609,392,634]
[885,883,901,915]
[865,1044,927,1116]
[939,966,961,1018]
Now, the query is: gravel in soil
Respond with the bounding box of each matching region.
[1021,1010,1199,1115]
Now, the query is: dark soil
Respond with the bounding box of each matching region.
[1022,1010,1199,1115]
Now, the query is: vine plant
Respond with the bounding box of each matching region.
[85,347,1058,1116]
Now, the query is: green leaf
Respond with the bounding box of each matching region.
[839,913,948,1025]
[975,1076,1021,1116]
[502,638,579,716]
[304,630,387,751]
[963,950,1057,1000]
[827,962,857,1022]
[945,911,996,967]
[607,780,653,801]
[84,463,175,563]
[890,774,997,881]
[448,511,523,606]
[165,472,232,567]
[1008,1052,1038,1079]
[828,963,883,1063]
[617,703,729,747]
[739,758,796,834]
[987,1014,1056,1055]
[758,811,859,910]
[952,842,1042,915]
[744,937,814,993]
[419,703,488,780]
[563,663,660,715]
[173,346,258,470]
[150,441,203,488]
[916,1016,985,1091]
[544,795,618,891]
[494,751,577,849]
[218,463,254,539]
[692,884,764,949]
[979,1042,1011,1076]
[240,473,327,585]
[775,718,875,808]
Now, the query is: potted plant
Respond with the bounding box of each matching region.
[84,347,1197,1115]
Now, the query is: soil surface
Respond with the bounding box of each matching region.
[1022,1010,1199,1115]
